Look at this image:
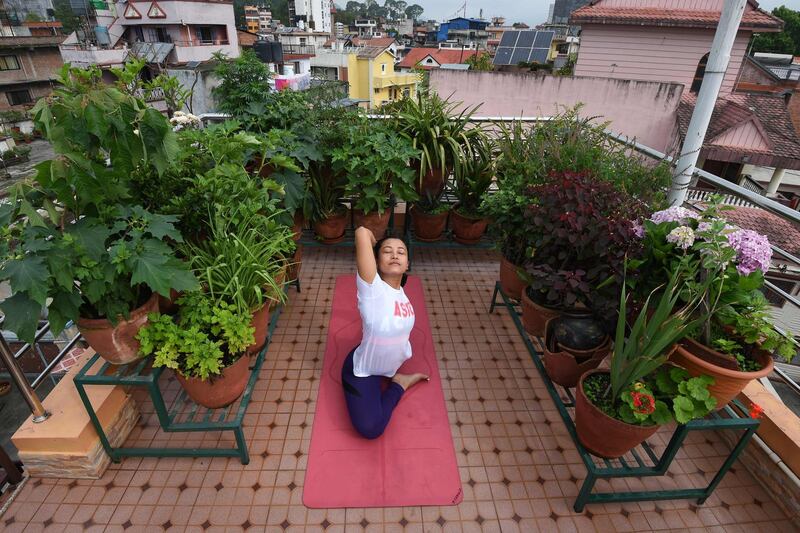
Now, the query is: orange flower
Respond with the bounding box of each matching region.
[749,403,764,419]
[631,391,655,415]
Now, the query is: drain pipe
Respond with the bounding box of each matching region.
[668,0,747,206]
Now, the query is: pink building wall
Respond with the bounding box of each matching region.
[574,25,750,94]
[429,70,684,153]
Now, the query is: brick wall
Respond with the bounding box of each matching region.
[0,45,63,109]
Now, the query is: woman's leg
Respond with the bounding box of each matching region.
[341,349,405,439]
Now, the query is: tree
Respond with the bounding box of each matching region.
[405,4,424,21]
[752,6,800,55]
[212,50,273,115]
[466,52,493,71]
[52,0,81,35]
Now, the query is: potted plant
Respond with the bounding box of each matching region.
[635,201,795,407]
[393,91,481,197]
[0,65,198,364]
[137,291,255,408]
[542,315,611,389]
[575,263,716,458]
[183,210,294,355]
[334,120,420,240]
[520,172,645,338]
[450,133,494,244]
[308,164,349,243]
[411,191,450,242]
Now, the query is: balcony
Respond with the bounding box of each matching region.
[1,90,800,532]
[58,43,128,67]
[372,71,420,89]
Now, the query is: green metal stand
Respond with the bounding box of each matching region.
[489,282,760,512]
[73,282,298,465]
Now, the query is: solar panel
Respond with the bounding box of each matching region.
[499,31,518,47]
[529,48,550,64]
[493,29,555,66]
[511,48,530,65]
[534,31,555,48]
[494,47,513,65]
[515,30,536,49]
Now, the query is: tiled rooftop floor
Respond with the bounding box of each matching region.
[1,246,794,532]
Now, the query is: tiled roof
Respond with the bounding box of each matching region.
[397,47,480,69]
[678,93,800,171]
[724,206,800,256]
[570,0,783,30]
[356,46,388,59]
[352,37,396,49]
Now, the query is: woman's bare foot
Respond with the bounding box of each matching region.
[392,373,430,391]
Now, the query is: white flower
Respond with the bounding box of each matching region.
[666,226,696,250]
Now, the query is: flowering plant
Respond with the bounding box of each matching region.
[631,197,795,367]
[169,111,202,132]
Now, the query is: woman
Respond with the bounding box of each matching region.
[341,226,429,439]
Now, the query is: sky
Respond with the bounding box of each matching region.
[418,0,800,27]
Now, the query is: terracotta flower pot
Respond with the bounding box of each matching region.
[353,209,391,240]
[77,293,160,365]
[670,338,774,409]
[411,206,448,242]
[292,212,304,242]
[575,369,661,459]
[416,167,447,198]
[520,287,561,337]
[543,318,611,388]
[450,210,489,244]
[157,289,181,315]
[313,210,348,244]
[248,303,271,355]
[287,243,303,282]
[175,353,251,409]
[499,257,526,300]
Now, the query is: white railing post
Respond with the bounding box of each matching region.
[667,0,747,206]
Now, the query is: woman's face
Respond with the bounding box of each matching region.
[377,238,409,277]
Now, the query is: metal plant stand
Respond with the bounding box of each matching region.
[74,284,296,465]
[489,282,760,512]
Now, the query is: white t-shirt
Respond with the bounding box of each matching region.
[352,273,415,377]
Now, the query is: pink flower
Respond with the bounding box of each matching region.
[727,229,772,276]
[649,206,700,225]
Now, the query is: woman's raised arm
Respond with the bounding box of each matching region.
[355,226,378,283]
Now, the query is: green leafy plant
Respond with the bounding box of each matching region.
[212,50,273,119]
[414,190,450,215]
[137,291,255,380]
[583,259,717,427]
[0,65,196,342]
[452,131,494,218]
[391,91,482,186]
[334,120,420,215]
[182,209,295,316]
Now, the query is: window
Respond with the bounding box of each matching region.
[196,26,214,44]
[7,89,32,106]
[691,53,709,94]
[0,56,20,70]
[381,63,387,73]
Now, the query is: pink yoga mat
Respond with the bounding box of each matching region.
[303,274,463,508]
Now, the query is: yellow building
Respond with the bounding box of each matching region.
[346,47,419,109]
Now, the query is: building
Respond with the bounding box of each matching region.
[59,0,240,68]
[311,44,417,107]
[244,5,272,34]
[289,0,332,34]
[571,0,800,199]
[351,37,400,61]
[334,22,345,38]
[355,19,377,38]
[0,32,64,110]
[536,22,579,65]
[548,0,591,24]
[397,48,480,71]
[0,0,54,23]
[436,17,489,50]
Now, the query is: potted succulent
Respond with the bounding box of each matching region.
[0,65,198,364]
[635,201,795,408]
[137,291,255,409]
[183,210,294,355]
[411,191,450,242]
[450,133,494,244]
[334,120,420,240]
[576,263,716,458]
[520,172,645,338]
[393,91,482,197]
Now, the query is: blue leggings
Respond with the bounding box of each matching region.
[341,347,405,439]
